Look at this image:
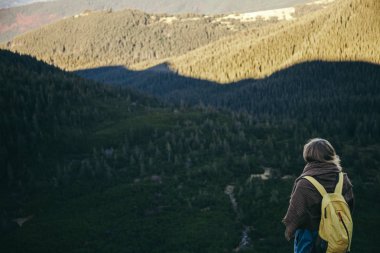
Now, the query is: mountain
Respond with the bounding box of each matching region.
[0,0,323,44]
[5,0,374,82]
[2,49,380,253]
[1,1,336,70]
[78,60,380,151]
[73,0,380,130]
[167,0,380,83]
[1,0,380,252]
[0,49,155,186]
[1,8,281,71]
[0,49,251,251]
[0,49,313,253]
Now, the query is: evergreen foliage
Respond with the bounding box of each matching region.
[1,9,277,70]
[1,46,380,252]
[169,0,380,82]
[0,49,155,186]
[1,0,380,252]
[0,0,316,43]
[78,61,380,147]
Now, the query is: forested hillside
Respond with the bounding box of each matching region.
[1,1,335,70]
[78,60,380,181]
[0,49,156,185]
[0,49,300,252]
[0,49,246,252]
[2,46,380,253]
[1,9,280,71]
[168,0,380,82]
[5,0,376,83]
[1,0,380,252]
[0,0,318,43]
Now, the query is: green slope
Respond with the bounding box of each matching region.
[0,49,283,252]
[1,49,380,252]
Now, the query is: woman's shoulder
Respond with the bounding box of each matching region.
[294,177,316,191]
[295,172,353,193]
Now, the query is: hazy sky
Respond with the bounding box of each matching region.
[0,0,54,9]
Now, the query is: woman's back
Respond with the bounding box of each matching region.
[282,139,354,253]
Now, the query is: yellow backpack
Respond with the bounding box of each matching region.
[304,172,353,253]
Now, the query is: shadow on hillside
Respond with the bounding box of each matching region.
[75,63,225,104]
[74,60,380,107]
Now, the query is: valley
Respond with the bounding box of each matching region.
[1,0,379,252]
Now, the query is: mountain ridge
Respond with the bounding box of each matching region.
[1,8,283,71]
[0,0,317,43]
[2,47,380,253]
[4,0,376,84]
[167,0,380,83]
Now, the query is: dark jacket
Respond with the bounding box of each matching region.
[282,162,354,241]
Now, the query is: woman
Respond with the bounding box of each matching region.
[282,138,354,253]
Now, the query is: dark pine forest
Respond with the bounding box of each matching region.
[1,49,380,253]
[1,2,380,252]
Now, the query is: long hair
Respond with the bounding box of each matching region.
[303,138,342,169]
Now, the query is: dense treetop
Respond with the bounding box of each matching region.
[0,0,327,43]
[1,1,333,71]
[6,0,377,84]
[1,9,280,70]
[1,0,380,252]
[169,0,380,82]
[2,47,380,253]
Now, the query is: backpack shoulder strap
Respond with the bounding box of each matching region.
[303,176,328,196]
[334,172,344,194]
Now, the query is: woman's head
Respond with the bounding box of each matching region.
[303,138,341,168]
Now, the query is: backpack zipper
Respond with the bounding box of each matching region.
[338,212,350,252]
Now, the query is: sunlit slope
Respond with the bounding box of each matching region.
[2,9,279,71]
[169,0,380,83]
[0,0,318,43]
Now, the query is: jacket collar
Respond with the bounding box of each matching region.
[296,161,341,181]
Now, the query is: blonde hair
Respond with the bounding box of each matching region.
[303,138,341,169]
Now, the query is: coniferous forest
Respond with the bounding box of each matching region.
[1,50,380,252]
[1,0,380,252]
